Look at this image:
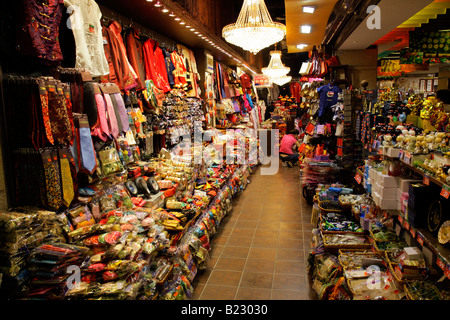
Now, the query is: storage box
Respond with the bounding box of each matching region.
[379,198,399,210]
[378,174,399,188]
[398,178,422,193]
[375,182,398,200]
[386,148,401,158]
[404,247,423,260]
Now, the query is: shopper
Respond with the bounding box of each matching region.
[279,129,301,167]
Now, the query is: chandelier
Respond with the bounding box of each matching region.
[222,0,286,54]
[262,50,290,78]
[271,75,292,86]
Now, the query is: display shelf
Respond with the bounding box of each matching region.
[395,211,450,279]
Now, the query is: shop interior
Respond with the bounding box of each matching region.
[0,0,449,301]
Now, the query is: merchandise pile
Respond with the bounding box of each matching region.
[308,184,450,300]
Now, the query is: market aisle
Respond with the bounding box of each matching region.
[191,164,317,300]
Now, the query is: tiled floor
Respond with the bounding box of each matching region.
[191,163,317,300]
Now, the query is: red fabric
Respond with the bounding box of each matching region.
[240,73,252,94]
[101,26,136,91]
[143,39,171,93]
[290,82,301,103]
[125,27,146,91]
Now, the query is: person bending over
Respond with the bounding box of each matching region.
[279,129,301,167]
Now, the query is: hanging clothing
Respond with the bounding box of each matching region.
[290,82,302,103]
[101,25,136,91]
[16,0,65,63]
[162,48,176,88]
[170,50,188,90]
[125,27,146,91]
[240,73,252,94]
[317,84,341,118]
[108,21,139,85]
[143,38,171,93]
[63,0,109,77]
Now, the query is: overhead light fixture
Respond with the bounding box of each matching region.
[174,17,180,21]
[301,25,312,34]
[271,75,292,86]
[262,50,290,78]
[179,21,185,25]
[302,6,316,13]
[169,12,175,17]
[162,8,169,13]
[296,44,308,49]
[154,1,162,7]
[222,0,286,54]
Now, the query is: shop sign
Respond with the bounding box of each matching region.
[253,74,271,87]
[354,173,362,184]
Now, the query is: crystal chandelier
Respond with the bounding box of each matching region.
[222,0,286,54]
[262,50,290,79]
[271,75,292,86]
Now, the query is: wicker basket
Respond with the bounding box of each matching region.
[322,232,372,251]
[318,200,343,213]
[338,197,352,211]
[319,214,366,235]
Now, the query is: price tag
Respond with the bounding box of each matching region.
[403,151,412,165]
[445,264,450,280]
[398,215,403,224]
[423,175,430,186]
[404,220,410,231]
[410,227,416,238]
[354,173,362,184]
[398,149,403,160]
[436,255,446,271]
[440,185,450,199]
[417,232,424,246]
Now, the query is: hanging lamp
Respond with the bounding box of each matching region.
[262,50,290,79]
[271,75,292,86]
[222,0,286,54]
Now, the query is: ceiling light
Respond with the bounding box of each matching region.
[162,8,169,13]
[169,12,175,17]
[179,21,186,25]
[222,0,286,54]
[301,25,312,34]
[302,6,316,13]
[262,50,290,78]
[174,17,180,21]
[271,75,292,86]
[154,1,162,7]
[296,44,308,49]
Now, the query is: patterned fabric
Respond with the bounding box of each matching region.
[38,84,54,145]
[41,151,63,211]
[16,0,65,62]
[60,154,74,207]
[47,81,73,144]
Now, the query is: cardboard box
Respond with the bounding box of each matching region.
[379,197,398,210]
[375,183,398,200]
[398,178,422,193]
[386,148,401,158]
[378,174,399,188]
[404,247,423,260]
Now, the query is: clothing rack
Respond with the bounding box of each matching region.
[98,4,178,53]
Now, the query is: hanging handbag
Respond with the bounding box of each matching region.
[299,61,311,75]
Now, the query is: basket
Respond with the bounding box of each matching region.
[338,249,381,269]
[369,226,399,243]
[322,232,372,251]
[319,213,366,235]
[318,200,343,213]
[338,197,352,211]
[384,251,405,286]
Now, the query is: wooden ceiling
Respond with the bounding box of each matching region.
[284,0,338,53]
